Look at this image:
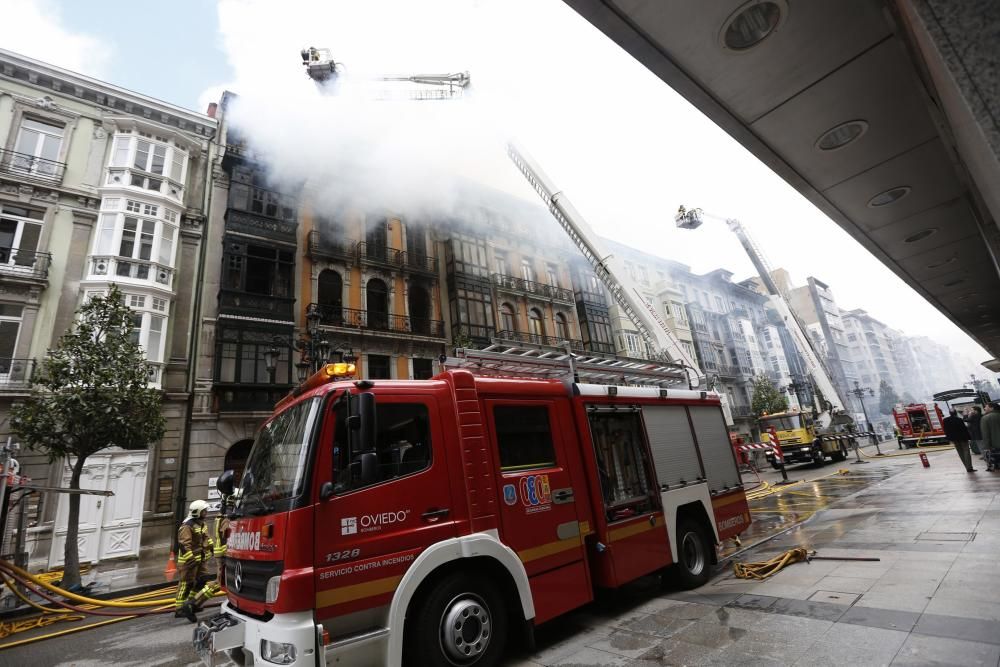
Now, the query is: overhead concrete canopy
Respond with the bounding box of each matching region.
[564,1,1000,364]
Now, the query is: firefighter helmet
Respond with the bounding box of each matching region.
[189,499,209,516]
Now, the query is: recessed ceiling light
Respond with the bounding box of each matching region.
[816,120,869,151]
[904,228,937,243]
[721,1,786,51]
[868,186,912,207]
[957,292,979,301]
[980,313,993,319]
[926,256,957,269]
[944,278,966,287]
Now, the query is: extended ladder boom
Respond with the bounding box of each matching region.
[677,206,848,414]
[507,143,703,387]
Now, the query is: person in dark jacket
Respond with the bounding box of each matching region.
[982,402,1000,471]
[943,409,975,472]
[965,406,983,456]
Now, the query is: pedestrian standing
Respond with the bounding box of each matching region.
[981,402,1000,471]
[943,409,976,472]
[966,406,983,457]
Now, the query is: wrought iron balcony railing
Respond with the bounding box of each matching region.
[0,148,65,182]
[492,274,573,302]
[311,303,444,338]
[358,242,403,266]
[401,250,438,274]
[307,230,355,260]
[0,248,51,280]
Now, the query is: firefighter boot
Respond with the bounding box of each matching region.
[181,598,198,623]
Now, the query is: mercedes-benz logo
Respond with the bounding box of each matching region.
[233,562,243,592]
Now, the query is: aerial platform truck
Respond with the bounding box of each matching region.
[675,207,858,466]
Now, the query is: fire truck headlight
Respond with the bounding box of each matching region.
[260,639,296,665]
[265,575,281,604]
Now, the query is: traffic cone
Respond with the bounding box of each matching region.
[164,551,177,582]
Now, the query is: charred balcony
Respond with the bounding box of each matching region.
[310,303,445,339]
[492,273,573,303]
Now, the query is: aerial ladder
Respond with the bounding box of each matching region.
[299,48,705,392]
[674,206,851,426]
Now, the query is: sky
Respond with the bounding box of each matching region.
[4,0,993,376]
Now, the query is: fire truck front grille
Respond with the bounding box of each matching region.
[226,558,283,602]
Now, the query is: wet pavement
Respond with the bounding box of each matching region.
[515,444,1000,666]
[4,442,998,666]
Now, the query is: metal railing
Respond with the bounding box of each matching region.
[307,230,355,260]
[358,242,403,266]
[494,329,584,350]
[492,273,573,302]
[401,250,438,274]
[310,303,444,338]
[90,256,173,288]
[0,359,35,389]
[0,248,51,280]
[0,148,65,181]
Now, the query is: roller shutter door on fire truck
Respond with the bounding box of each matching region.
[642,406,704,487]
[688,406,741,493]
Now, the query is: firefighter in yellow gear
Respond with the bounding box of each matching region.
[180,491,238,622]
[175,499,214,621]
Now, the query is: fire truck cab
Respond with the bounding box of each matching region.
[194,362,750,667]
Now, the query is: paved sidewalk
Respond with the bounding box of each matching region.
[516,448,1000,666]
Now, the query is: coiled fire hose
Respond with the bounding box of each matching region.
[733,547,810,580]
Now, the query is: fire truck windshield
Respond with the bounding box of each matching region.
[236,396,322,515]
[759,414,804,431]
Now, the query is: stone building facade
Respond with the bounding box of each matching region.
[0,48,216,566]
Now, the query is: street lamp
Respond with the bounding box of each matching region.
[849,380,880,456]
[262,305,350,385]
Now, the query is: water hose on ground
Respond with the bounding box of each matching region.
[733,547,810,580]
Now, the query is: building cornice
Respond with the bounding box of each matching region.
[0,48,216,137]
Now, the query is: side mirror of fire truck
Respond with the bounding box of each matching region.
[349,392,377,452]
[360,452,378,485]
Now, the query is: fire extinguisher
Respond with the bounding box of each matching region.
[919,452,929,468]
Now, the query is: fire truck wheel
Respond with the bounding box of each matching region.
[407,572,508,667]
[672,518,712,589]
[831,442,848,462]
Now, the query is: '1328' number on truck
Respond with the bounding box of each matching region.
[325,548,361,563]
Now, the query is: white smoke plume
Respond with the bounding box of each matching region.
[225,78,521,225]
[210,0,560,228]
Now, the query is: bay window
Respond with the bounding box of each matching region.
[106,132,188,200]
[91,198,179,287]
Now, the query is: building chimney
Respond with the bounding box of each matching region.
[206,102,218,118]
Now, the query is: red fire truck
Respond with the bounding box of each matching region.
[195,351,750,666]
[892,403,948,448]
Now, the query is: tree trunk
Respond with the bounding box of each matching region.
[61,455,87,590]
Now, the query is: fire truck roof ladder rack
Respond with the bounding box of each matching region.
[442,345,690,387]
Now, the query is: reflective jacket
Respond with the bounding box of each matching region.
[213,515,230,558]
[177,517,213,565]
